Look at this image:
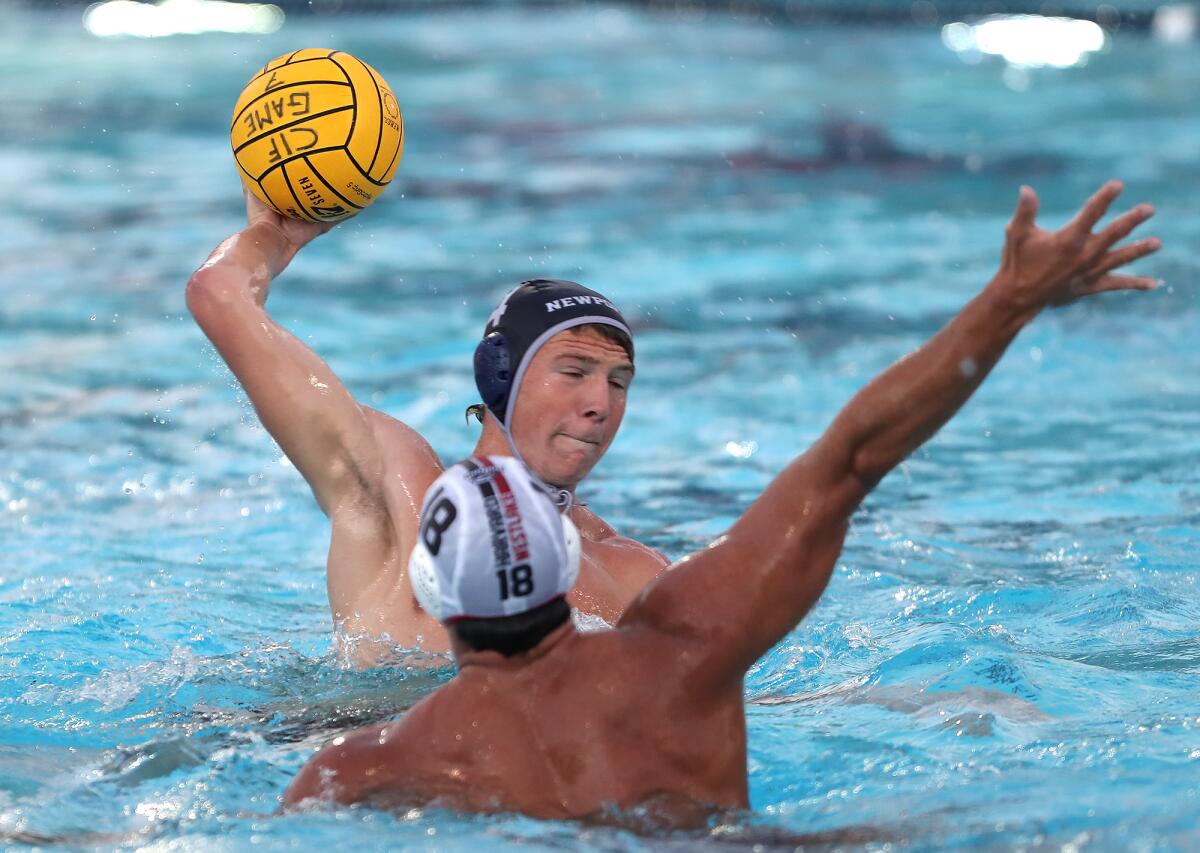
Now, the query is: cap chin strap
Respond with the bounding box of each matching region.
[485,409,576,513]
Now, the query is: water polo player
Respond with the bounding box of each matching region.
[282,180,1159,820]
[187,192,667,664]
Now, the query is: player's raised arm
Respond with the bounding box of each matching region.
[186,191,386,517]
[622,181,1160,690]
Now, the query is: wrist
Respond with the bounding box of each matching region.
[243,220,297,280]
[980,273,1042,332]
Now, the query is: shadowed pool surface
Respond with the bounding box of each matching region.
[1,2,1198,849]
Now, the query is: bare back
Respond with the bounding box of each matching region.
[285,626,747,819]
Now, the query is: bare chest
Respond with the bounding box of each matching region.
[571,535,668,624]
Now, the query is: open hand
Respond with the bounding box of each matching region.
[996,180,1160,311]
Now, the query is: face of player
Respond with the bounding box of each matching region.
[509,327,634,490]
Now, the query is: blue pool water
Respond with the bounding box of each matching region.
[2,1,1199,849]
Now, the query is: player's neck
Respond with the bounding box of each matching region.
[471,421,579,498]
[455,621,578,672]
[472,423,513,460]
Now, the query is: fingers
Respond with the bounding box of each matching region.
[1065,179,1123,238]
[1085,273,1161,295]
[1093,202,1154,252]
[1009,185,1039,233]
[1090,236,1161,277]
[244,185,266,216]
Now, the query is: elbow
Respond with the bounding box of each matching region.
[849,445,889,495]
[186,267,228,315]
[186,267,221,320]
[186,267,254,327]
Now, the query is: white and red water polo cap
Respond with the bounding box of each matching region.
[408,456,581,622]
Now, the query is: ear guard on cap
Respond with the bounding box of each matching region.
[473,331,511,416]
[408,541,443,621]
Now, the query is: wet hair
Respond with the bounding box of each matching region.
[465,323,635,424]
[449,596,571,657]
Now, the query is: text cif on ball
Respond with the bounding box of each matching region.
[231,48,404,222]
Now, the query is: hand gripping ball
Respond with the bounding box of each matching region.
[230,48,404,222]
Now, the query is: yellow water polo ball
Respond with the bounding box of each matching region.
[230,48,404,222]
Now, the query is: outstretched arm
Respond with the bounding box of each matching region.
[623,181,1160,689]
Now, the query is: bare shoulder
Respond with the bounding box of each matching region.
[572,505,670,565]
[362,407,443,474]
[282,721,390,808]
[283,696,444,809]
[359,407,444,520]
[579,621,695,700]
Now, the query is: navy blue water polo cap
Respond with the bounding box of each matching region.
[474,279,633,430]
